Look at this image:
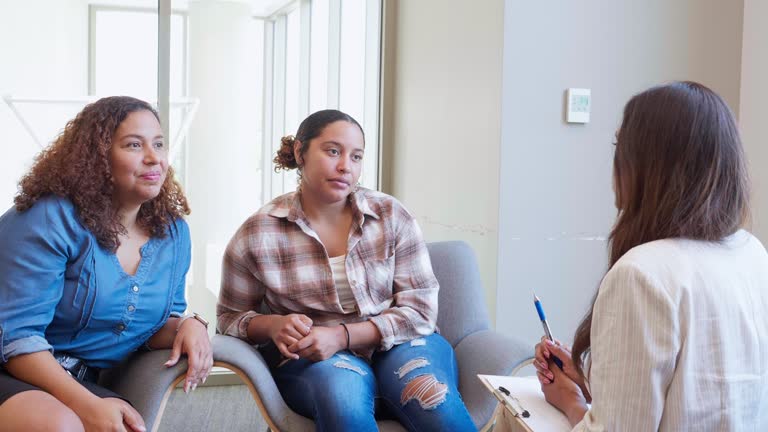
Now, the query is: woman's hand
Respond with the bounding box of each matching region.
[534,338,591,402]
[541,361,589,427]
[288,326,345,362]
[268,314,313,360]
[164,318,213,393]
[71,396,146,432]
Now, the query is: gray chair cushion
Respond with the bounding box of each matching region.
[429,241,492,346]
[454,330,533,426]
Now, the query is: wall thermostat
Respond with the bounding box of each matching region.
[566,88,591,123]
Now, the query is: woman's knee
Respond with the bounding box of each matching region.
[276,354,376,421]
[0,390,85,432]
[395,375,477,432]
[375,334,459,389]
[400,374,449,410]
[310,382,377,431]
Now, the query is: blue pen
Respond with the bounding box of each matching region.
[534,293,564,370]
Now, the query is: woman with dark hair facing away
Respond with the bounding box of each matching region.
[0,96,212,432]
[217,109,476,431]
[533,82,768,430]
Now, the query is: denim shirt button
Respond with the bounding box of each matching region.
[116,323,126,331]
[132,285,139,293]
[127,305,135,312]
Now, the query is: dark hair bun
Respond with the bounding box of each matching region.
[274,135,298,171]
[274,110,363,173]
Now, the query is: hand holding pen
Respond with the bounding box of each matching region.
[533,293,564,371]
[535,337,591,401]
[532,295,591,401]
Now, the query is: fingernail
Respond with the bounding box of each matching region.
[545,340,554,345]
[184,383,189,394]
[203,376,207,384]
[192,383,198,391]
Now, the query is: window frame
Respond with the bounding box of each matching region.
[260,0,382,204]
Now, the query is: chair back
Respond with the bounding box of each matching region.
[427,241,491,347]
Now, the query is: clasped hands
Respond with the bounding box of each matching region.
[270,314,345,362]
[534,338,591,426]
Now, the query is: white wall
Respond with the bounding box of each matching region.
[0,0,89,206]
[383,0,505,320]
[185,0,263,327]
[740,0,768,244]
[497,0,745,347]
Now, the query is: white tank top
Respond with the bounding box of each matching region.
[329,255,356,313]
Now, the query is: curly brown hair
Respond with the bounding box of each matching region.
[14,96,191,251]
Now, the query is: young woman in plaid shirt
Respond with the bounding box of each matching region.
[217,110,476,431]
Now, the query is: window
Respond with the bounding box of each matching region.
[91,5,193,182]
[263,0,382,201]
[0,0,382,322]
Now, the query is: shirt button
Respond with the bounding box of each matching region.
[127,305,136,312]
[117,324,126,331]
[132,286,139,293]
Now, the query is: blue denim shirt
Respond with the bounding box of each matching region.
[0,196,190,368]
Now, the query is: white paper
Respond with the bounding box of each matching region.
[478,374,572,432]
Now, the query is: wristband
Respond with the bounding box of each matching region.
[339,322,351,351]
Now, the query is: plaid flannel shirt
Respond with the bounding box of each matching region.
[216,188,439,353]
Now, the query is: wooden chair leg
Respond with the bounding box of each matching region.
[212,360,283,432]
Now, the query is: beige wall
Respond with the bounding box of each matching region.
[380,0,505,321]
[740,0,768,243]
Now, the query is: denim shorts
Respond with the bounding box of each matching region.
[0,368,127,406]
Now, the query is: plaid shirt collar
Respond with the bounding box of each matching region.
[267,189,381,227]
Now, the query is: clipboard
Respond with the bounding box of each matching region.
[478,374,572,432]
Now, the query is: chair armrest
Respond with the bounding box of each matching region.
[211,335,315,432]
[454,330,534,428]
[99,349,188,431]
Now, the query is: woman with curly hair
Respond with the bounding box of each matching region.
[0,96,212,432]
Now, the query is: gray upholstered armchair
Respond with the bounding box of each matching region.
[102,241,533,431]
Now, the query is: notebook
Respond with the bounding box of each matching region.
[478,374,572,432]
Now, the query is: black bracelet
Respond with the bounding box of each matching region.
[340,322,351,351]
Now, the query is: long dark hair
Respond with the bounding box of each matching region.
[571,81,750,375]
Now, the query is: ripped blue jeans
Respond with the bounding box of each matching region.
[265,332,477,432]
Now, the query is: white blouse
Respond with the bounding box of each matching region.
[574,230,768,431]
